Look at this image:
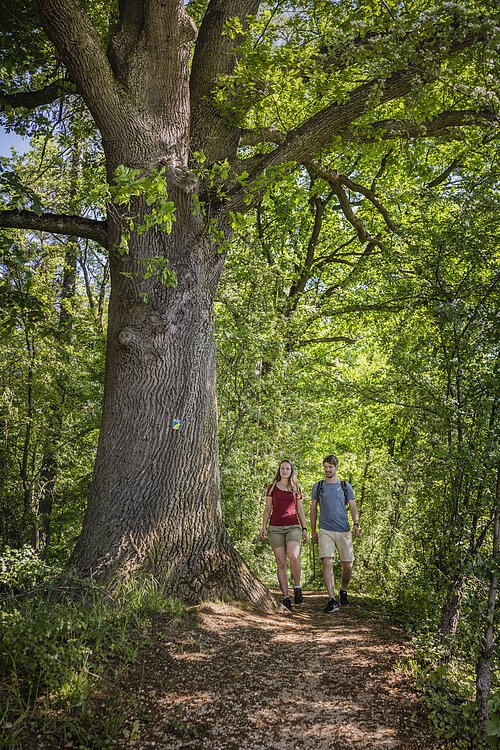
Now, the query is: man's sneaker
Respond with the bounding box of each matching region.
[339,589,350,606]
[283,596,293,611]
[324,598,340,613]
[294,586,303,605]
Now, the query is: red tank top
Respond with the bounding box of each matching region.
[269,485,300,526]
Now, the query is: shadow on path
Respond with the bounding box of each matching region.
[113,591,446,750]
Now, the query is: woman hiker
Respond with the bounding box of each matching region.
[259,459,308,611]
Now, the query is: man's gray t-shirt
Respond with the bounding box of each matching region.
[311,480,355,532]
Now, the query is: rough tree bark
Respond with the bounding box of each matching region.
[33,0,276,605]
[439,574,466,638]
[0,0,493,603]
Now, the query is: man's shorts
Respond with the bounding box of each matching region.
[267,524,302,549]
[318,530,354,562]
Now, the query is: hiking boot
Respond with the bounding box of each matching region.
[324,597,340,613]
[339,589,350,606]
[294,586,303,605]
[283,597,292,611]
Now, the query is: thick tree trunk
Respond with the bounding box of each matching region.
[70,189,274,608]
[37,0,276,608]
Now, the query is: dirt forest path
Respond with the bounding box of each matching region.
[114,591,445,750]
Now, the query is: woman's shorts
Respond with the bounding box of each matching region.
[318,530,354,562]
[267,524,302,549]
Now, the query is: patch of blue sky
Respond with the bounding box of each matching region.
[0,129,30,158]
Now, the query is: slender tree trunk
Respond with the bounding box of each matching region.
[37,142,82,556]
[476,466,500,747]
[22,334,35,544]
[439,573,466,638]
[0,408,19,545]
[37,239,78,555]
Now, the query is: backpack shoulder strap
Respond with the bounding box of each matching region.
[340,480,349,505]
[316,479,324,502]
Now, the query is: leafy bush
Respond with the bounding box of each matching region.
[416,663,478,748]
[487,690,500,748]
[0,545,60,592]
[398,634,481,749]
[0,548,183,748]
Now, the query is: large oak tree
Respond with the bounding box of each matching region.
[0,0,497,602]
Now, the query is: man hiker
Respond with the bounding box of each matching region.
[310,454,361,612]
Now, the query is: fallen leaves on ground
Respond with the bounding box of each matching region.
[109,591,448,750]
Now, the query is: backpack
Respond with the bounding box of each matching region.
[316,479,349,505]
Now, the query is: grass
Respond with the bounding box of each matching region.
[0,548,184,749]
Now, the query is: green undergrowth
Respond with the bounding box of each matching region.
[355,590,499,749]
[402,635,500,749]
[400,638,479,749]
[0,547,184,749]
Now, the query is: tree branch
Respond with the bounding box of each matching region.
[238,108,495,149]
[239,126,286,147]
[224,29,491,215]
[289,187,335,300]
[37,0,125,137]
[425,158,462,188]
[0,209,108,247]
[337,173,400,234]
[297,336,356,346]
[219,82,400,213]
[341,109,498,143]
[306,161,385,248]
[0,81,68,112]
[189,0,261,162]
